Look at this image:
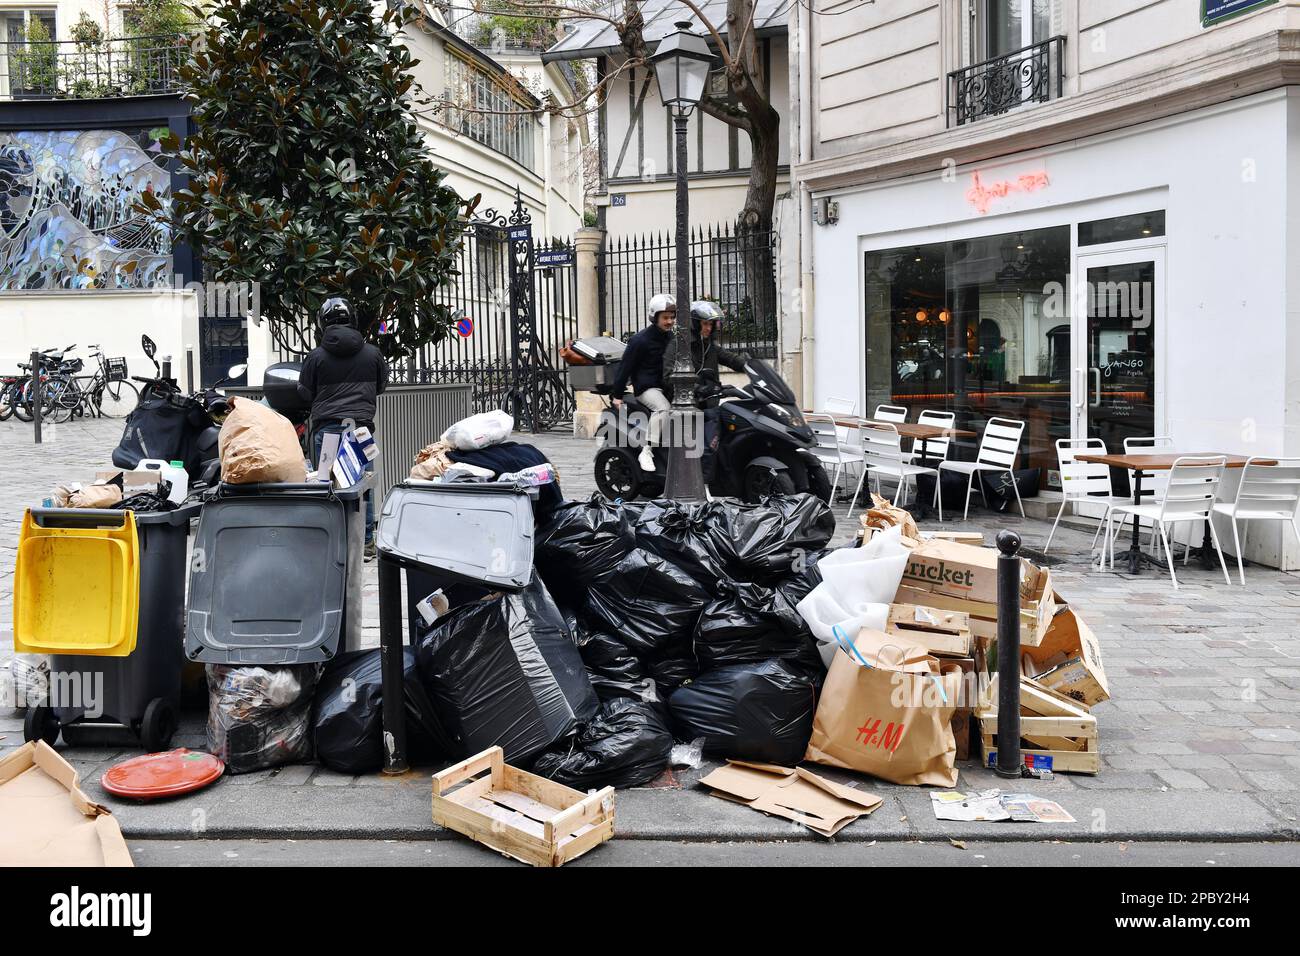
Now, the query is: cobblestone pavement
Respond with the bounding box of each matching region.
[2,417,1298,847]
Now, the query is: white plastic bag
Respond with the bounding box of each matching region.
[796,526,912,667]
[441,410,514,451]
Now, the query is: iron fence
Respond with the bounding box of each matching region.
[597,221,778,358]
[0,34,189,100]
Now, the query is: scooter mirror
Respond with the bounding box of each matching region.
[226,363,248,380]
[141,335,157,359]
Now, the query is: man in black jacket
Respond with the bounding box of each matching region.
[610,293,675,472]
[297,297,388,558]
[662,301,748,482]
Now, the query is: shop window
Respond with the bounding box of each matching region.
[863,225,1071,487]
[1078,210,1165,247]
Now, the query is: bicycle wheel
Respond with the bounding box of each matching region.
[0,383,16,421]
[13,382,33,422]
[97,379,139,418]
[43,379,75,424]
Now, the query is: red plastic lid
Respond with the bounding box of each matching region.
[101,749,225,800]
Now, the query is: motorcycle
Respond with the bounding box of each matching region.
[111,334,246,492]
[592,357,833,504]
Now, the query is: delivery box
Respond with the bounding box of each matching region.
[895,539,1056,647]
[1020,602,1110,706]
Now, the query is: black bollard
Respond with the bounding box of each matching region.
[377,554,409,774]
[30,350,42,444]
[994,529,1023,779]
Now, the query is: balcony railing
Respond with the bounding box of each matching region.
[0,34,189,101]
[947,36,1065,128]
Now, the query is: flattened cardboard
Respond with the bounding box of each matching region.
[700,761,883,837]
[887,603,973,657]
[0,741,132,867]
[1021,603,1111,705]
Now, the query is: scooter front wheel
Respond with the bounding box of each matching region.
[595,446,643,500]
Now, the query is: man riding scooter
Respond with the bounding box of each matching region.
[609,293,675,473]
[662,300,749,483]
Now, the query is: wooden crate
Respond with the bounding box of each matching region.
[432,747,615,867]
[976,678,1100,775]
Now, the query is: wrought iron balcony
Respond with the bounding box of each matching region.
[0,34,189,101]
[947,36,1065,128]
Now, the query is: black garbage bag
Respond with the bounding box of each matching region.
[532,699,673,790]
[705,495,835,577]
[915,469,974,514]
[642,636,699,695]
[583,548,709,656]
[534,496,636,605]
[695,580,823,674]
[631,500,729,589]
[666,660,817,766]
[417,578,599,764]
[313,649,454,774]
[571,619,655,703]
[207,663,321,775]
[978,468,1041,512]
[774,547,831,607]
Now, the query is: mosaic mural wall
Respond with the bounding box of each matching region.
[0,127,173,290]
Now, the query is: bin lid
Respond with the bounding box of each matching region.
[101,749,224,800]
[185,491,348,665]
[376,482,534,590]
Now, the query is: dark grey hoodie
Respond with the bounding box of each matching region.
[296,325,389,429]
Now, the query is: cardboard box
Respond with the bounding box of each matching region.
[886,603,973,657]
[942,655,978,761]
[95,470,164,491]
[0,741,132,866]
[1021,604,1111,706]
[894,541,1056,647]
[700,761,883,837]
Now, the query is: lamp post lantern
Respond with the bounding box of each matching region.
[651,19,716,501]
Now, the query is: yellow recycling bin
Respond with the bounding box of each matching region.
[13,509,141,657]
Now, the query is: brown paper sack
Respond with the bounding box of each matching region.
[410,440,455,480]
[862,493,920,542]
[218,395,307,484]
[68,483,123,509]
[805,629,962,787]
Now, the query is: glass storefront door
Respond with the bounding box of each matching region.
[1075,247,1164,496]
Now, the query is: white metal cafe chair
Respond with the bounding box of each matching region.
[1212,456,1300,585]
[1106,455,1231,589]
[847,420,937,520]
[1044,437,1126,555]
[1118,435,1177,554]
[935,417,1026,521]
[901,409,956,465]
[823,396,860,446]
[806,413,862,503]
[873,403,909,423]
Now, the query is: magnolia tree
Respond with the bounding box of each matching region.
[143,0,474,358]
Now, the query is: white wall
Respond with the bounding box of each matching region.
[810,90,1297,567]
[1,289,201,385]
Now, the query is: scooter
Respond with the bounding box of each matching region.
[111,334,245,492]
[593,357,833,503]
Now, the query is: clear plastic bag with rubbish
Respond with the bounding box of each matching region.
[206,664,320,774]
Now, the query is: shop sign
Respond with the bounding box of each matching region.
[966,170,1050,215]
[1203,0,1275,27]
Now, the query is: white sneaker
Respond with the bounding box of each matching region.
[638,447,656,472]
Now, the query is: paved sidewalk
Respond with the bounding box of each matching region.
[2,417,1298,851]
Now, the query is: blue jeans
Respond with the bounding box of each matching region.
[312,425,375,546]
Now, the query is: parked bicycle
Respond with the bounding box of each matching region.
[4,344,139,424]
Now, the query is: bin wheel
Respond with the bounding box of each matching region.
[23,706,60,746]
[140,699,177,752]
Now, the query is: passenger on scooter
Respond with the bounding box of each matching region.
[609,293,675,473]
[662,301,749,482]
[297,297,388,560]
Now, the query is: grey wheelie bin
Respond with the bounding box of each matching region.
[374,479,537,772]
[184,477,371,666]
[17,502,200,751]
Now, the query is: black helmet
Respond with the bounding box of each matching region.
[319,297,354,328]
[689,300,724,335]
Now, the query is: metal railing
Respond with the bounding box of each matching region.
[0,34,188,100]
[597,221,778,358]
[947,36,1065,128]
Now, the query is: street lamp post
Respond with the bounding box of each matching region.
[651,20,716,502]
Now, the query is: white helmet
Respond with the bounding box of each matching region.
[647,293,676,323]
